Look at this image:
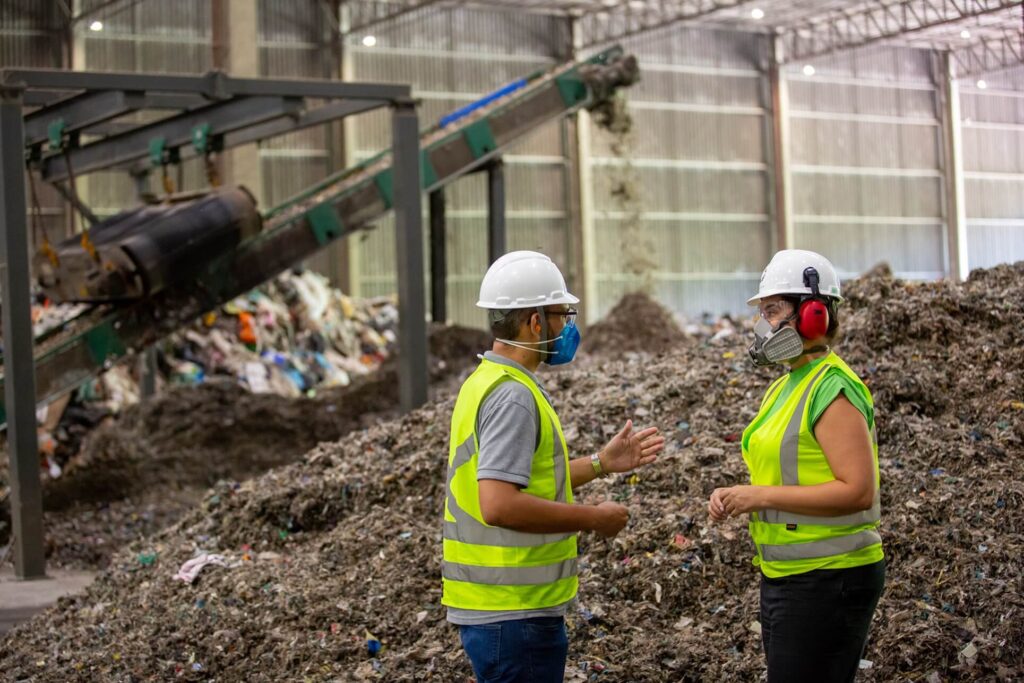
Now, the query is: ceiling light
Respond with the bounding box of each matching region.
[976,79,987,90]
[361,35,377,47]
[751,8,765,20]
[89,20,103,31]
[802,64,816,76]
[960,29,971,39]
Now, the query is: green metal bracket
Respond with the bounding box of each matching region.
[84,321,128,367]
[463,120,497,159]
[373,149,438,207]
[420,151,438,189]
[149,137,166,166]
[555,71,588,108]
[192,123,212,154]
[374,170,394,209]
[306,204,344,245]
[47,119,66,151]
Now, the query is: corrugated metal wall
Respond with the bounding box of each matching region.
[589,27,772,319]
[0,0,64,67]
[346,7,573,328]
[960,66,1024,270]
[787,46,947,282]
[1,0,67,247]
[5,1,1024,319]
[77,0,212,218]
[257,0,340,279]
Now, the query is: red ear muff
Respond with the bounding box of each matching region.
[797,299,829,339]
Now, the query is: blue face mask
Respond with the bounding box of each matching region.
[545,320,580,366]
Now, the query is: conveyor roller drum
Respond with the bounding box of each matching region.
[36,186,262,304]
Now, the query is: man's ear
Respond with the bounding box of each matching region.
[529,311,542,336]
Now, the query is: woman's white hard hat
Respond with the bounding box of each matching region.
[748,249,843,305]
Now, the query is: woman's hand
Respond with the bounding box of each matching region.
[708,488,729,522]
[718,485,767,517]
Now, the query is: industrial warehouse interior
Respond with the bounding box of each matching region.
[0,0,1021,681]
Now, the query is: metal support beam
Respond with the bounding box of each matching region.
[429,189,447,324]
[41,95,304,182]
[0,92,46,579]
[346,0,448,33]
[782,0,1020,63]
[570,18,598,325]
[577,0,756,49]
[392,102,428,412]
[23,89,142,147]
[940,52,970,280]
[769,37,793,252]
[50,179,100,227]
[953,29,1024,77]
[138,348,157,399]
[222,99,385,150]
[487,159,506,265]
[1,69,410,102]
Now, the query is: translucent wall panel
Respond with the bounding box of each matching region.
[785,46,946,281]
[590,26,771,319]
[78,0,211,211]
[257,0,337,279]
[961,70,1024,270]
[347,7,572,329]
[1,2,67,247]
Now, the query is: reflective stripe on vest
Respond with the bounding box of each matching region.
[442,558,578,585]
[442,359,578,610]
[757,362,881,527]
[744,353,883,576]
[443,432,573,548]
[760,529,882,562]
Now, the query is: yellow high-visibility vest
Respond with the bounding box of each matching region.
[743,352,883,578]
[442,358,578,610]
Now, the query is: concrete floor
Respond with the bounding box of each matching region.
[0,568,96,636]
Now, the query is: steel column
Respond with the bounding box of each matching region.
[571,19,598,325]
[941,52,970,280]
[769,37,794,252]
[0,92,46,579]
[392,102,428,412]
[139,348,157,399]
[487,159,506,264]
[429,189,447,324]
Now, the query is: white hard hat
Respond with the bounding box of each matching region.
[476,251,579,310]
[748,249,843,305]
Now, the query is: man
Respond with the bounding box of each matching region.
[443,250,665,682]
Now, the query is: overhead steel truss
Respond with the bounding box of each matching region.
[780,0,1021,62]
[575,0,759,48]
[340,0,449,32]
[953,28,1024,76]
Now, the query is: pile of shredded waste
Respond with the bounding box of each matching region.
[582,291,688,355]
[2,263,1022,682]
[15,269,404,482]
[0,322,490,568]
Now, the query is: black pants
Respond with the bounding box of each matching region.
[760,559,885,683]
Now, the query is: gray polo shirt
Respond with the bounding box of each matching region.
[446,351,575,625]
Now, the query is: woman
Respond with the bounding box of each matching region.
[709,249,885,683]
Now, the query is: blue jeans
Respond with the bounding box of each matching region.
[458,617,568,683]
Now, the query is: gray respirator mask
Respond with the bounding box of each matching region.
[748,315,804,367]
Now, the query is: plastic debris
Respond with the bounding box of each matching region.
[3,265,1024,681]
[136,552,157,567]
[172,553,232,584]
[365,631,382,656]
